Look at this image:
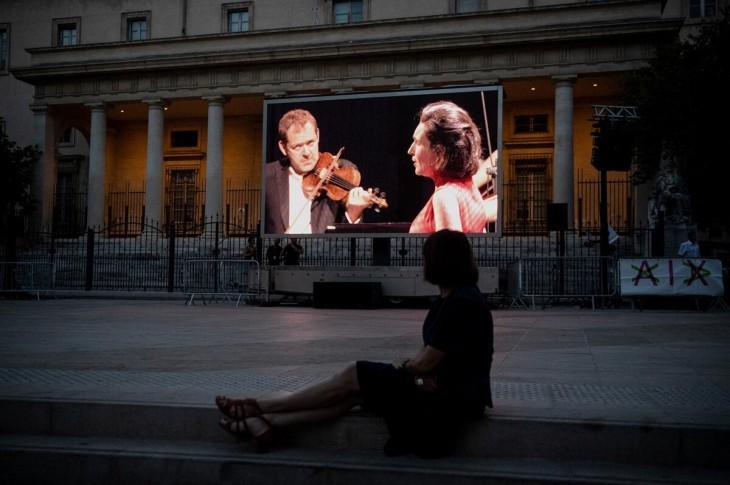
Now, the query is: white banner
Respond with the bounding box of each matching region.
[619,258,724,297]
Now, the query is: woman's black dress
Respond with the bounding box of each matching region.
[356,284,493,457]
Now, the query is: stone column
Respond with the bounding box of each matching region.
[29,104,56,230]
[553,75,577,228]
[86,103,107,228]
[203,95,228,220]
[143,99,166,225]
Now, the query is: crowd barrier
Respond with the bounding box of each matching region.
[183,259,261,306]
[0,262,56,300]
[509,256,617,309]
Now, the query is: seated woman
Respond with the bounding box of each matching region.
[215,229,494,457]
[408,101,489,234]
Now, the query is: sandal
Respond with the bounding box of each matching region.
[247,415,276,453]
[218,417,250,439]
[215,396,263,420]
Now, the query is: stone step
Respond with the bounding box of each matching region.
[1,434,728,485]
[1,398,728,484]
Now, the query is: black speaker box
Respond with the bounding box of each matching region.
[313,281,383,309]
[591,119,634,171]
[546,203,568,231]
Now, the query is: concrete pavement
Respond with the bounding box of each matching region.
[1,295,728,427]
[1,294,729,483]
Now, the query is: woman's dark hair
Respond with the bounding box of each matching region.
[422,229,479,287]
[418,100,482,179]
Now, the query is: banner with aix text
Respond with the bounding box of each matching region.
[619,259,724,297]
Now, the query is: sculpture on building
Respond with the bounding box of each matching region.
[648,156,691,227]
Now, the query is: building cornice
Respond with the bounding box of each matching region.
[10,2,683,104]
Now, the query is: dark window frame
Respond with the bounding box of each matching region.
[514,114,549,135]
[689,0,717,18]
[53,18,80,46]
[333,0,364,24]
[454,0,481,14]
[0,24,9,74]
[223,2,253,33]
[122,11,150,41]
[170,129,200,150]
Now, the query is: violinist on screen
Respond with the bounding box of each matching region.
[264,109,373,234]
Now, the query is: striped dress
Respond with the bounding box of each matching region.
[409,178,487,234]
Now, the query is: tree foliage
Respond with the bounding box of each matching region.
[0,120,40,220]
[622,11,729,228]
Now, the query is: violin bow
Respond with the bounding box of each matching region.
[480,91,497,196]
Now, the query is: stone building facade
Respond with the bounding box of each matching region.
[0,0,724,236]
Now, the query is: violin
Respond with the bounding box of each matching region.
[302,147,388,211]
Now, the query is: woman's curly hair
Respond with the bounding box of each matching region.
[417,101,482,179]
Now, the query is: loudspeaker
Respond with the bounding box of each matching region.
[591,119,635,172]
[546,203,568,231]
[313,281,383,309]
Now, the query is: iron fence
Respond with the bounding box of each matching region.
[1,214,653,294]
[0,261,55,299]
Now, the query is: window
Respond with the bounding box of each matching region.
[0,24,9,74]
[122,12,150,41]
[333,1,363,24]
[54,18,80,46]
[59,24,77,45]
[59,127,75,146]
[128,18,147,40]
[689,0,717,18]
[229,10,249,32]
[514,115,549,134]
[509,156,551,233]
[165,167,202,235]
[170,130,199,149]
[224,3,252,33]
[455,0,480,13]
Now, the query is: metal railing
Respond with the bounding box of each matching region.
[1,216,654,304]
[0,262,55,299]
[513,256,618,309]
[183,259,261,306]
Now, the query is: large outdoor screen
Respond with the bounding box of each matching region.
[261,85,502,238]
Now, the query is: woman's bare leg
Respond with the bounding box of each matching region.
[256,362,361,414]
[246,396,361,437]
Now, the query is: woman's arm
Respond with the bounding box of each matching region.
[404,345,444,374]
[400,345,444,391]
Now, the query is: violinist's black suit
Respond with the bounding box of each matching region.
[264,157,357,234]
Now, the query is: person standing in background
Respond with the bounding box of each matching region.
[678,230,701,258]
[265,239,283,266]
[281,238,303,265]
[243,236,258,261]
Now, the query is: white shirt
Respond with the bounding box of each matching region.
[286,168,312,234]
[678,240,700,258]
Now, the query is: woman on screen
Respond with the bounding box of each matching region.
[408,101,489,234]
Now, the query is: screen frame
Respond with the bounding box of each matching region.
[261,84,503,238]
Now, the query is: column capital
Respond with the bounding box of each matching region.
[202,95,229,105]
[551,74,577,84]
[29,103,51,114]
[142,98,168,108]
[84,102,108,111]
